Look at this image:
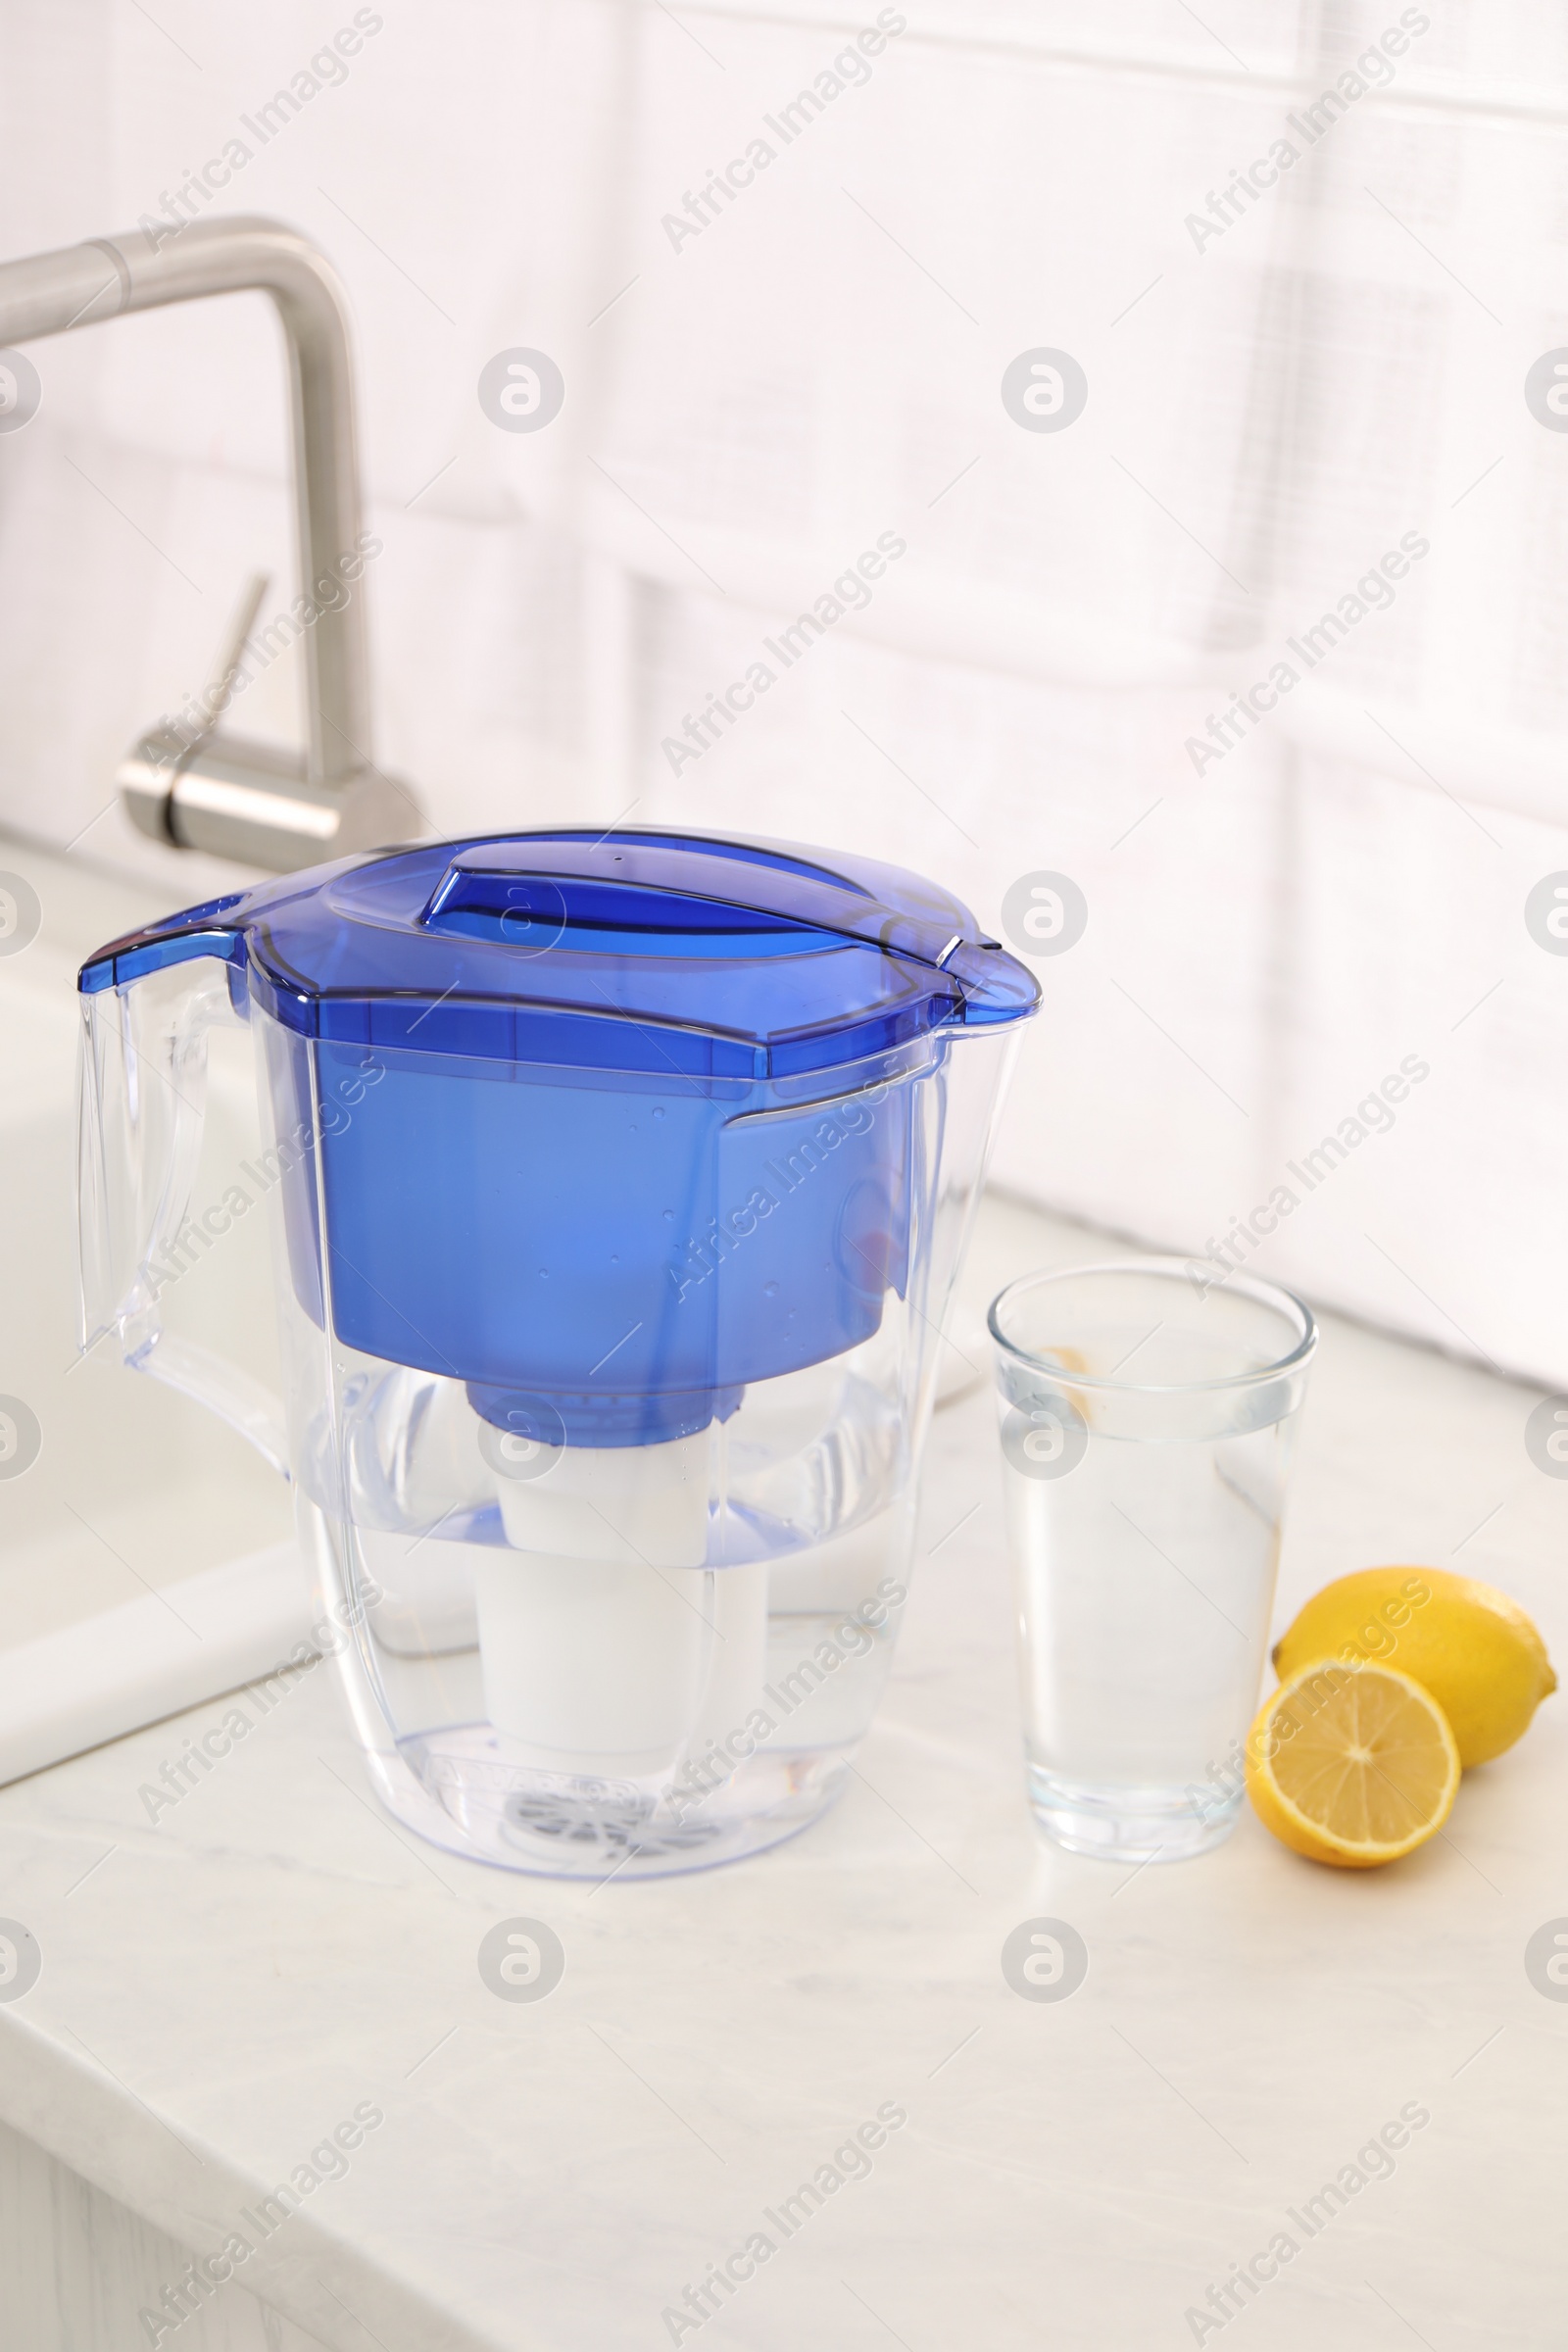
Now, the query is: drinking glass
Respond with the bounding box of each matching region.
[989,1258,1316,1861]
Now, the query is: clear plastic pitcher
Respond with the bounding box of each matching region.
[77,829,1037,1875]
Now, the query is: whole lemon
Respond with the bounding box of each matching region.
[1272,1567,1556,1769]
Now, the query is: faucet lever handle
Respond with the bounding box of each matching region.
[199,571,270,738]
[192,569,270,750]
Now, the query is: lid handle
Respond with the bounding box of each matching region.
[420,864,823,950]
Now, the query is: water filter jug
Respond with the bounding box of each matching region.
[77,829,1038,1874]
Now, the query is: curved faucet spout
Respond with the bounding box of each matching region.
[0,214,417,869]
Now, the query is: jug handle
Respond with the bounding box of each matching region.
[76,945,290,1480]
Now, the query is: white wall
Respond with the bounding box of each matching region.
[3,0,1568,1381]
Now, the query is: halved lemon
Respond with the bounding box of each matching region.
[1246,1658,1460,1869]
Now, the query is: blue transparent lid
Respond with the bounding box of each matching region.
[78,828,1039,1077]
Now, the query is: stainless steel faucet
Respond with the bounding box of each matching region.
[0,214,418,870]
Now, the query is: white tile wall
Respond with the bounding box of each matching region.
[3,0,1567,1382]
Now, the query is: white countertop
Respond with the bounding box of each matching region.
[2,1191,1565,2352]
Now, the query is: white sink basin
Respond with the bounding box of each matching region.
[0,832,294,1731]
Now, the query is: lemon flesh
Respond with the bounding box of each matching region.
[1272,1566,1555,1769]
[1247,1660,1460,1868]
